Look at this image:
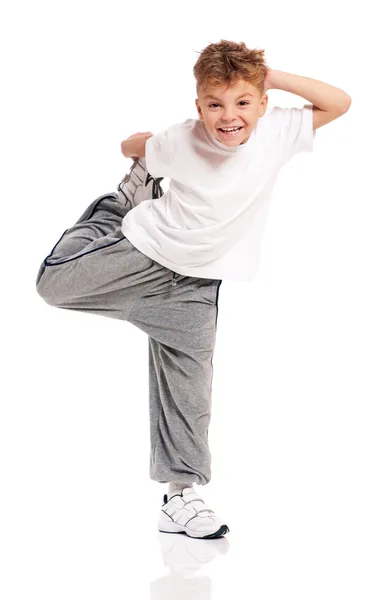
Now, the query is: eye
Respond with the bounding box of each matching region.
[208,101,249,108]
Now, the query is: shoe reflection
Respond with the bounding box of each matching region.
[150,531,230,599]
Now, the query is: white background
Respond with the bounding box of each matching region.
[1,0,380,598]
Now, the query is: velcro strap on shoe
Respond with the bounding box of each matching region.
[183,492,214,515]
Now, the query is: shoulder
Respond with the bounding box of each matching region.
[261,105,310,127]
[259,105,315,157]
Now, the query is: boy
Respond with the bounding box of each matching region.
[36,40,351,539]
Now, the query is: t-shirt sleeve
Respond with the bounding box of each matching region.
[268,105,316,165]
[145,124,178,178]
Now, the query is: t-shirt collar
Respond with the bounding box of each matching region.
[201,120,254,153]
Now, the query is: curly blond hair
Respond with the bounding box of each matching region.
[193,39,268,98]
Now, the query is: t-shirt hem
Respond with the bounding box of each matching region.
[121,227,254,282]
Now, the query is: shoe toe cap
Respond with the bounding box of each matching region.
[188,515,227,533]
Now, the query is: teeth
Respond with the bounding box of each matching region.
[221,127,240,131]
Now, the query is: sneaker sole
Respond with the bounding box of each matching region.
[159,522,230,539]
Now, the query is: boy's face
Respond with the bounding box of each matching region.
[195,79,268,147]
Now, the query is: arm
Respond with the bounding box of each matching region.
[265,68,351,129]
[121,132,153,159]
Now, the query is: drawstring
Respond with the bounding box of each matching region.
[171,272,180,286]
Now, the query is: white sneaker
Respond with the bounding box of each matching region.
[117,157,164,209]
[158,487,230,539]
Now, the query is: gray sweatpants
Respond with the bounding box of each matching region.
[36,191,222,486]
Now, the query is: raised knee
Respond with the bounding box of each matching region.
[36,275,58,306]
[36,264,64,307]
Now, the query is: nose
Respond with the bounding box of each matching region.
[221,106,237,122]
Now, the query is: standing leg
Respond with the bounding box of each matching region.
[127,276,223,486]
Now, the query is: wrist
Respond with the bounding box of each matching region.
[264,68,277,92]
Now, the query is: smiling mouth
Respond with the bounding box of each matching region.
[218,126,244,136]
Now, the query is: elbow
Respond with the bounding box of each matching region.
[340,93,352,113]
[121,141,129,158]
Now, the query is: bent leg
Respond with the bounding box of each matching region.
[36,192,155,321]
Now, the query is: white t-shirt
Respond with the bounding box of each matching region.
[121,105,316,281]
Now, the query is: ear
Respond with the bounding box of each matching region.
[259,94,268,117]
[195,99,203,120]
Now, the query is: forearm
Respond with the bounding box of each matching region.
[268,69,351,113]
[121,134,150,158]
